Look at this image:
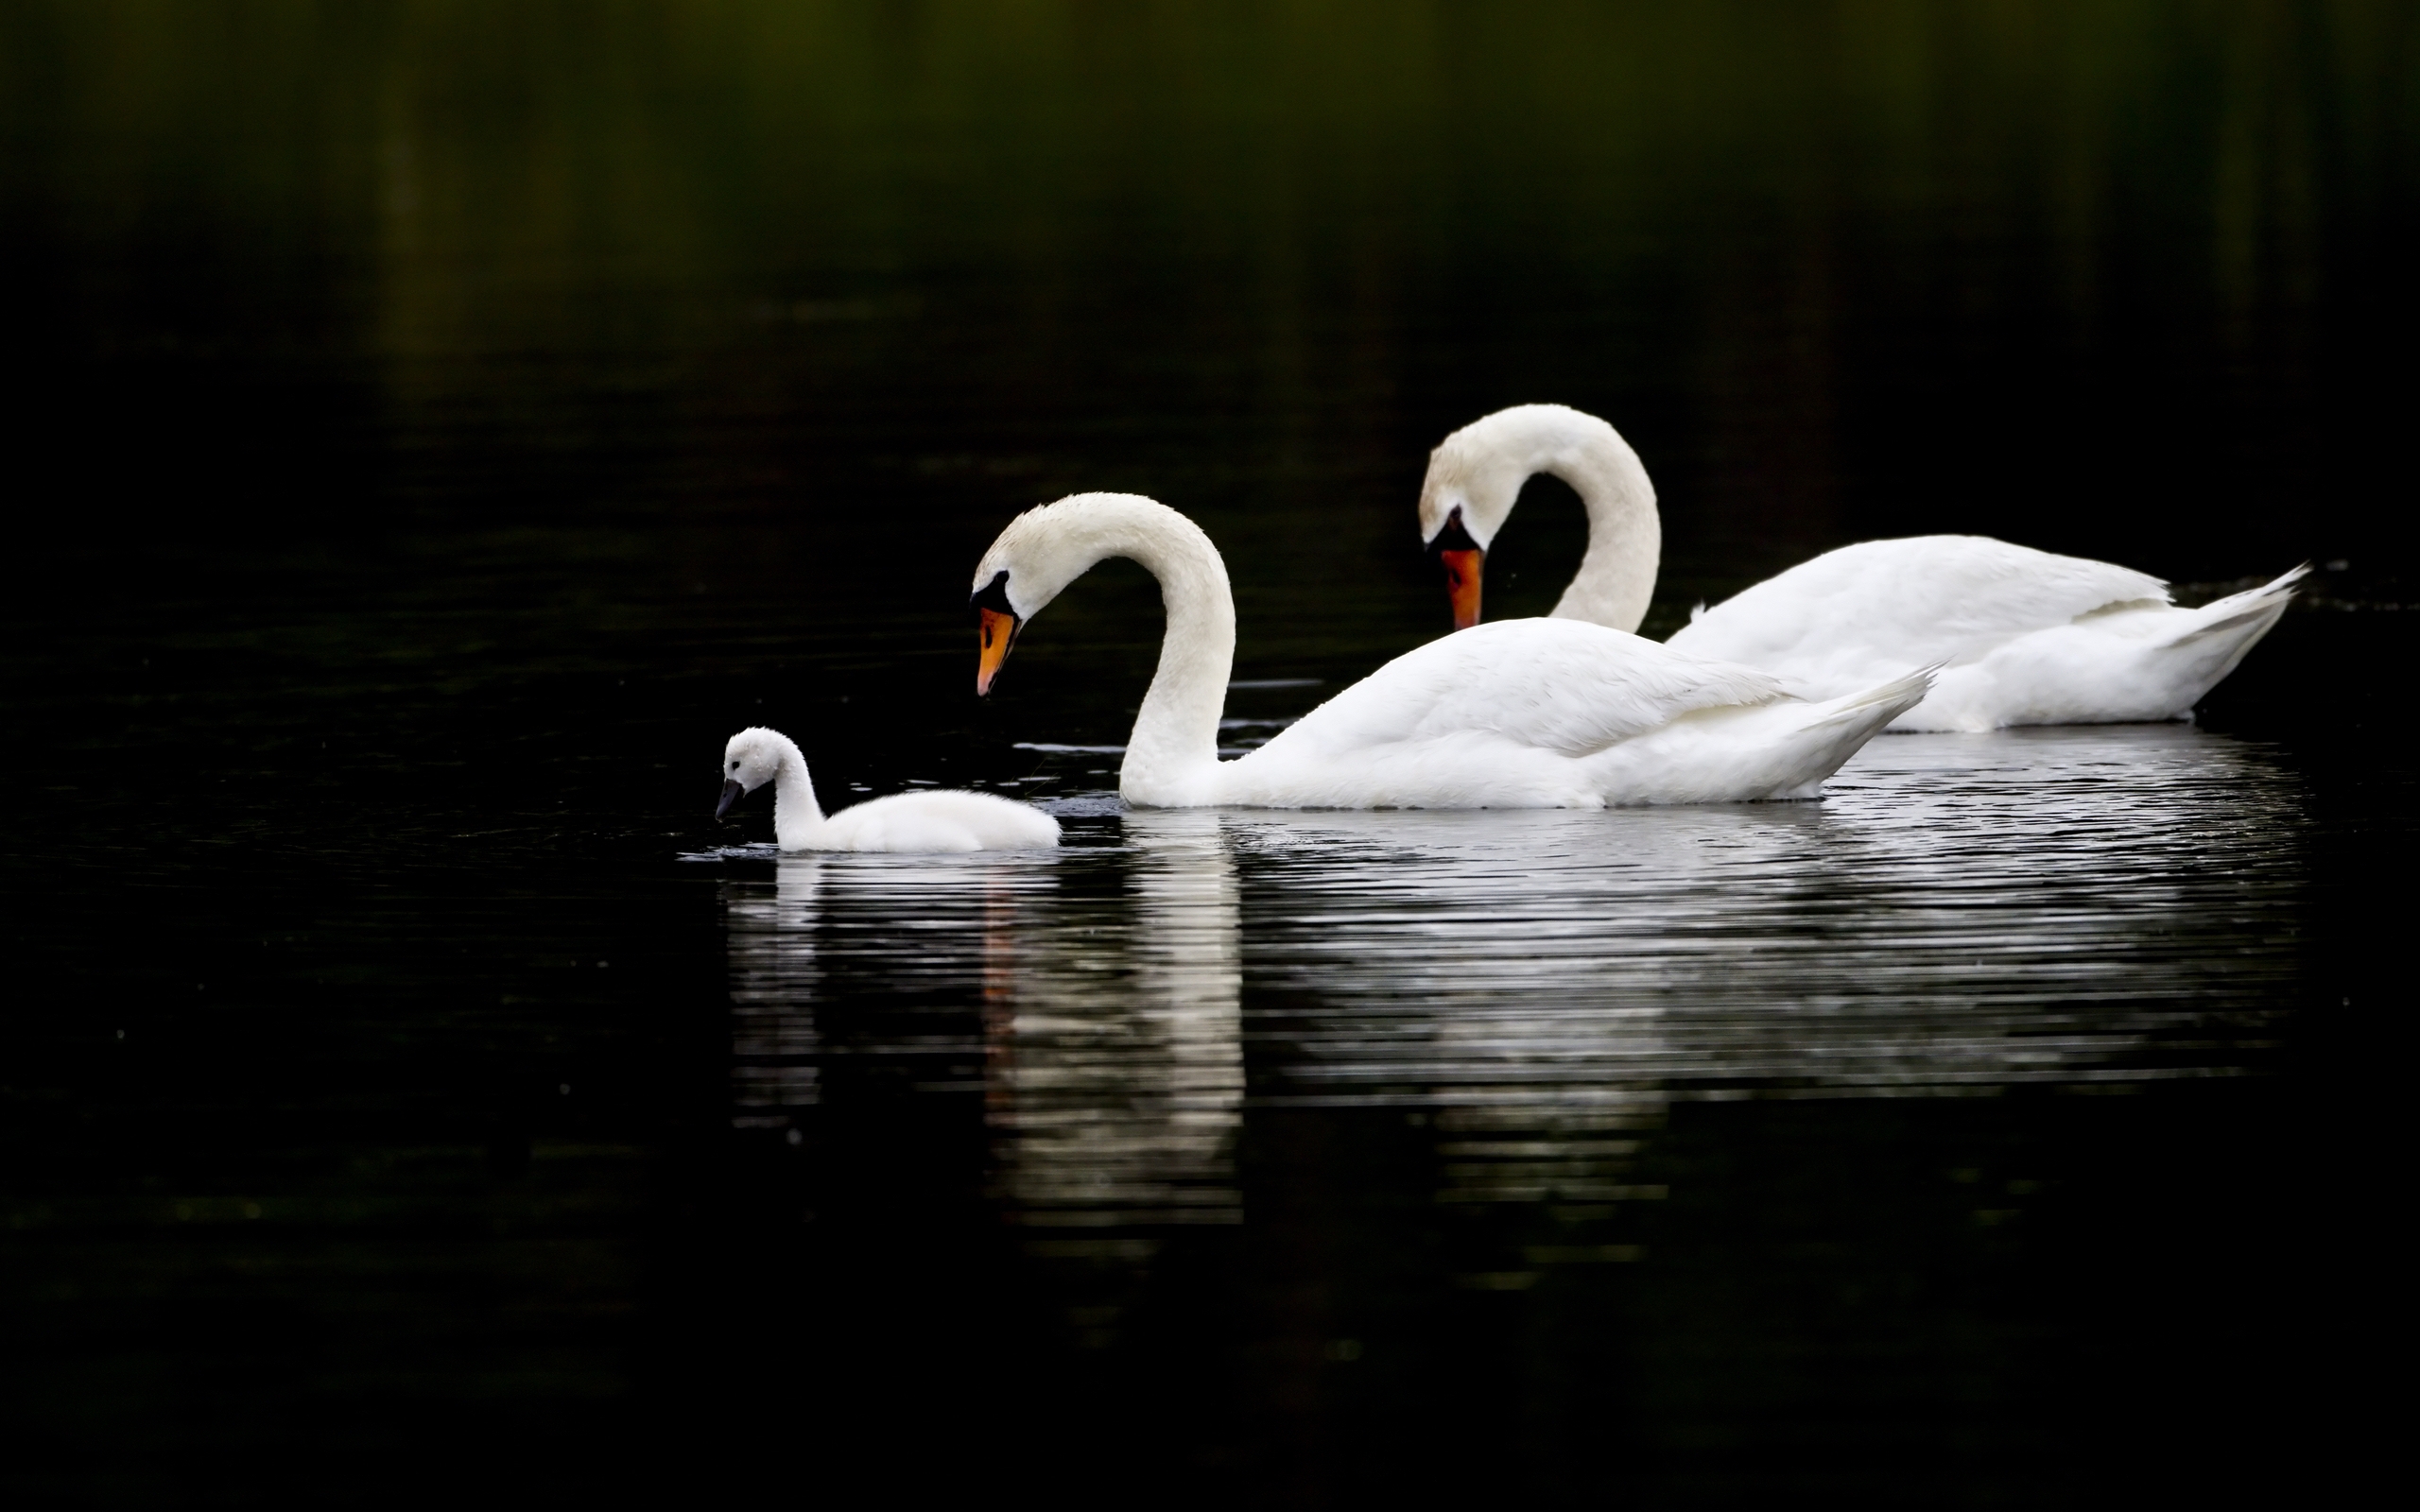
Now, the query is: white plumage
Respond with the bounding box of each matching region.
[1665,537,2306,731]
[1418,404,2304,732]
[719,727,1061,852]
[970,493,1931,808]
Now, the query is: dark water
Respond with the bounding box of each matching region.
[4,3,2415,1505]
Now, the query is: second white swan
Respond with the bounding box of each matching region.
[1417,404,2305,732]
[971,493,1933,809]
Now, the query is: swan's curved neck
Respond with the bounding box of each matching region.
[1069,502,1237,805]
[769,733,826,848]
[1535,431,1661,634]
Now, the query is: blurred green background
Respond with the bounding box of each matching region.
[6,0,2411,627]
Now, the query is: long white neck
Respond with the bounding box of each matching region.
[1120,507,1236,805]
[768,733,827,848]
[1039,497,1236,806]
[1539,428,1661,634]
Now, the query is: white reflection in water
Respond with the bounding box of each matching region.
[723,726,2304,1226]
[986,811,1242,1230]
[1231,725,2303,1104]
[717,814,1244,1234]
[1224,724,2306,1213]
[724,861,821,1127]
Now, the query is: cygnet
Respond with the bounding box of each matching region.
[717,726,1060,852]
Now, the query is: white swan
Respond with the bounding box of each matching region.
[970,493,1934,808]
[1417,404,2307,732]
[718,727,1061,851]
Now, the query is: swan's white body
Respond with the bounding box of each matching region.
[971,493,1932,808]
[1664,537,2305,732]
[1418,404,2305,732]
[720,727,1061,852]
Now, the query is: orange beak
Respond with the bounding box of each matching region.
[1440,548,1484,629]
[977,606,1020,695]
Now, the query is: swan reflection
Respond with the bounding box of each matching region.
[1228,724,2304,1214]
[717,816,1243,1236]
[723,860,821,1128]
[986,810,1242,1231]
[722,726,2304,1233]
[1233,726,2302,1106]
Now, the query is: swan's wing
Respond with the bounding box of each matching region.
[1267,618,1789,761]
[1667,536,2171,670]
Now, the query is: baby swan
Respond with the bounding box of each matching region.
[717,727,1060,852]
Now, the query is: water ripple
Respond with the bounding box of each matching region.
[717,724,2305,1229]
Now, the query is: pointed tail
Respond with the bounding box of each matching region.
[1795,662,1941,737]
[1747,662,1941,797]
[2161,563,2308,649]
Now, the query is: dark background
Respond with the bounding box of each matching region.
[2,3,2413,1505]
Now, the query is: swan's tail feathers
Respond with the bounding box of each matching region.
[1749,662,1940,799]
[2125,564,2304,709]
[1796,662,1942,736]
[2160,563,2308,649]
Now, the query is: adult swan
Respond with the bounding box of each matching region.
[1417,404,2306,732]
[970,492,1933,808]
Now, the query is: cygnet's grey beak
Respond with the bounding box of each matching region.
[717,779,744,819]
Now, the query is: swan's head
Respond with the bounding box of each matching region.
[718,726,786,818]
[969,492,1171,695]
[1418,404,1614,630]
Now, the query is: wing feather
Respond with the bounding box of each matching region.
[1667,536,2170,670]
[1264,618,1789,762]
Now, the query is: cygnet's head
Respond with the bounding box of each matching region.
[718,726,786,818]
[1417,404,1616,629]
[969,492,1180,695]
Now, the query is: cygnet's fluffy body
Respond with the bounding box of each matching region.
[719,727,1060,852]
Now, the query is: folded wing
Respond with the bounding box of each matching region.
[1262,617,1791,762]
[1668,536,2169,670]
